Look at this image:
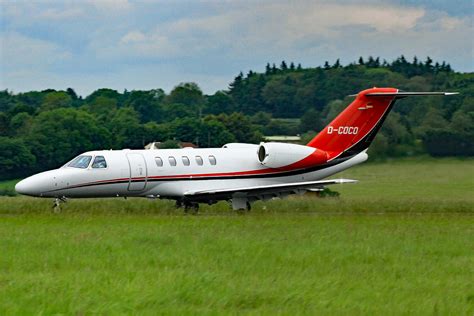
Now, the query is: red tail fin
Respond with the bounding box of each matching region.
[307,87,457,160]
[307,87,397,160]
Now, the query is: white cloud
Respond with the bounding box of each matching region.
[37,7,85,20]
[120,31,147,43]
[104,2,428,59]
[87,0,132,12]
[285,3,425,33]
[1,0,472,95]
[0,32,72,71]
[94,30,178,59]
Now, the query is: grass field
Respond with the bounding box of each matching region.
[0,158,473,314]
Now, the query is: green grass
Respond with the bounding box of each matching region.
[337,157,474,203]
[0,158,473,314]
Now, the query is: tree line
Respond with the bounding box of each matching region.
[0,56,473,180]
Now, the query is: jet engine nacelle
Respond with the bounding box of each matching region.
[257,142,328,169]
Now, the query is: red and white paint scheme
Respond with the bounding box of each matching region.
[15,87,457,211]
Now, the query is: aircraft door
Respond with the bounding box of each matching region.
[126,153,147,191]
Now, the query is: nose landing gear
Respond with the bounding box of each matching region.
[52,196,67,213]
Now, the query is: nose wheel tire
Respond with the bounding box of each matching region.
[52,197,67,213]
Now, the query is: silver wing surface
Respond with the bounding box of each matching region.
[184,178,357,201]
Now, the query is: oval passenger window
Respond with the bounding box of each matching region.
[155,157,163,167]
[182,156,190,166]
[208,155,217,165]
[168,156,177,166]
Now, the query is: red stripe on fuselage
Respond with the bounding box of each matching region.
[64,157,330,190]
[64,146,332,190]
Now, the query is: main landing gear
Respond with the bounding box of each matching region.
[231,197,251,212]
[176,200,199,215]
[175,199,252,214]
[184,202,199,215]
[235,202,251,214]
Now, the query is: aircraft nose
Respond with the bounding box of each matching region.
[15,177,39,196]
[15,170,67,197]
[15,172,53,197]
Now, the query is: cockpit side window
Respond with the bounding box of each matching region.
[92,155,107,168]
[68,155,92,169]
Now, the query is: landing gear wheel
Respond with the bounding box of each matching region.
[246,202,252,211]
[52,196,67,213]
[184,202,199,215]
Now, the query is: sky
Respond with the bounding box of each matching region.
[1,0,473,97]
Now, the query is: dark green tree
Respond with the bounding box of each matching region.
[0,113,9,136]
[27,108,111,170]
[0,137,36,179]
[201,117,235,147]
[206,91,235,114]
[166,83,204,107]
[300,108,323,133]
[265,63,271,74]
[107,107,144,148]
[125,90,163,122]
[215,113,262,143]
[85,89,123,106]
[84,96,117,121]
[40,91,73,111]
[66,88,79,101]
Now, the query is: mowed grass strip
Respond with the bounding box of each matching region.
[0,158,473,314]
[0,214,473,314]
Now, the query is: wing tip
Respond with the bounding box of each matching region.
[335,178,358,184]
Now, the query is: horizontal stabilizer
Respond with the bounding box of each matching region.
[366,91,458,97]
[349,91,459,97]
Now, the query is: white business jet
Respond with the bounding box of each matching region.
[15,87,456,212]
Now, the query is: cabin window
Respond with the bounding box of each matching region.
[208,155,217,165]
[68,155,92,169]
[168,156,177,166]
[155,157,163,167]
[182,156,190,166]
[92,155,107,168]
[195,155,203,166]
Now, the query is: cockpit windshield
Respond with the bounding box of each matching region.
[92,156,107,168]
[68,155,92,169]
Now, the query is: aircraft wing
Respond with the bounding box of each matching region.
[184,178,357,200]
